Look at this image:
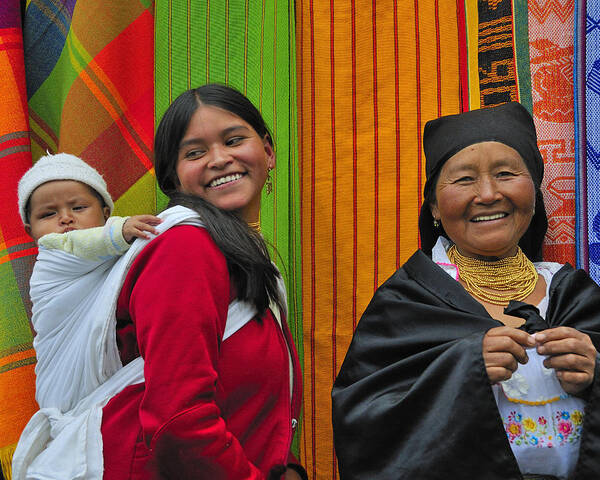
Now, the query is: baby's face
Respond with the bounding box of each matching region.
[25,180,110,242]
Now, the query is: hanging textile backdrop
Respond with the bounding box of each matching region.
[0,3,36,477]
[1,1,593,479]
[529,0,576,264]
[153,4,303,455]
[458,0,575,266]
[0,1,155,478]
[583,2,600,282]
[295,1,460,477]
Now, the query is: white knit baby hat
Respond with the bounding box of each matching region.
[18,153,114,224]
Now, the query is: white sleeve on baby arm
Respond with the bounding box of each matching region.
[37,216,131,261]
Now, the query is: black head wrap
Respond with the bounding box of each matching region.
[418,102,548,261]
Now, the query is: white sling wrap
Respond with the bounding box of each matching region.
[12,205,260,480]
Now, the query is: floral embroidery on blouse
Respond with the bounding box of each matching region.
[503,409,584,448]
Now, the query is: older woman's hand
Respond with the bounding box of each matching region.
[535,327,597,395]
[483,327,535,384]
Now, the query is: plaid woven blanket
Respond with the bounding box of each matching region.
[0,3,36,478]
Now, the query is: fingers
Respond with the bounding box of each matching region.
[543,352,594,374]
[484,352,519,383]
[484,334,529,365]
[486,366,516,383]
[536,327,597,395]
[133,220,160,235]
[128,226,152,240]
[122,216,162,243]
[484,327,535,361]
[485,351,519,371]
[555,371,593,394]
[535,326,582,343]
[127,222,158,239]
[131,214,163,226]
[483,327,535,384]
[487,326,536,348]
[538,336,596,360]
[482,326,598,394]
[536,327,596,361]
[552,362,594,395]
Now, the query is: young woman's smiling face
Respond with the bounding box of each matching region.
[430,141,536,260]
[175,105,275,223]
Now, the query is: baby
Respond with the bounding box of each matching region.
[17,152,162,414]
[18,152,161,259]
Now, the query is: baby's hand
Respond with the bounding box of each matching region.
[122,215,162,243]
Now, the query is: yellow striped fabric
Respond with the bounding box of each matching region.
[296,1,461,477]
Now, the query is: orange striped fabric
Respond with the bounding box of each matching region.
[296,1,461,477]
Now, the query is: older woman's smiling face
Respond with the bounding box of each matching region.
[430,141,536,260]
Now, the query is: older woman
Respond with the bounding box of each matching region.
[332,102,600,480]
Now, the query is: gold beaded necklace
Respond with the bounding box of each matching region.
[247,221,261,233]
[446,245,538,306]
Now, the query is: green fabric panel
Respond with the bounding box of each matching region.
[513,0,533,114]
[138,0,154,10]
[0,262,32,350]
[226,1,246,88]
[154,0,303,452]
[154,0,303,358]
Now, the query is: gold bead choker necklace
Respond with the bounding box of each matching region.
[247,221,261,233]
[447,245,538,306]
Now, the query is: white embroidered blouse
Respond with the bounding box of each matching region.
[432,237,584,479]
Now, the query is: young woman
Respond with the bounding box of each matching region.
[102,84,305,479]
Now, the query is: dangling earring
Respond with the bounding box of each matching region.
[433,218,440,228]
[265,167,273,195]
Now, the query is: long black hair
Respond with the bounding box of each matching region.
[154,84,282,314]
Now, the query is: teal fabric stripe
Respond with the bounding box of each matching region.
[513,0,533,113]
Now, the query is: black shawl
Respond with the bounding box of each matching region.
[332,251,600,479]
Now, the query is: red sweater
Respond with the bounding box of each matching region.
[100,226,302,479]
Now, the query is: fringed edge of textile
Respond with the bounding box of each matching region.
[0,443,15,480]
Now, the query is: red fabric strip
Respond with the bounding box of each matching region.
[308,1,317,478]
[457,0,469,112]
[351,0,358,331]
[329,2,338,475]
[415,0,423,248]
[394,0,401,268]
[372,0,379,293]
